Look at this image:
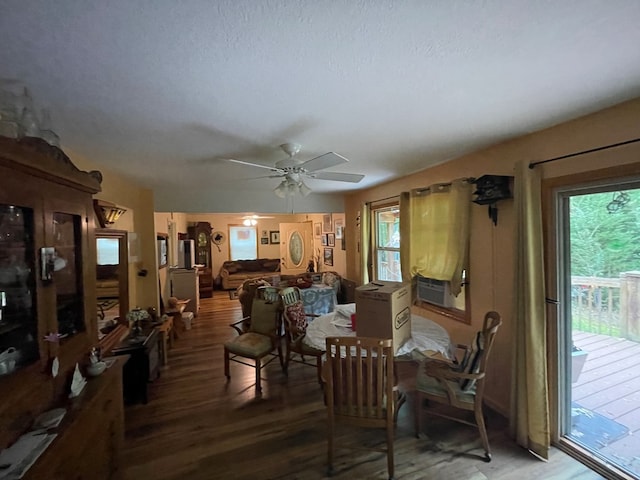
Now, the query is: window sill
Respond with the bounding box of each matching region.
[415,300,470,324]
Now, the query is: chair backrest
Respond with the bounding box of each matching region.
[280,286,302,307]
[256,285,280,303]
[324,336,395,422]
[249,286,281,336]
[458,311,502,392]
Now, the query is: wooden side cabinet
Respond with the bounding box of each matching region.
[23,357,127,480]
[188,222,213,298]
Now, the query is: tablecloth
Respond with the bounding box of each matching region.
[303,311,453,359]
[300,284,337,315]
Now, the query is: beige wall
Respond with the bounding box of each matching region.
[69,150,160,312]
[345,97,640,416]
[154,213,347,283]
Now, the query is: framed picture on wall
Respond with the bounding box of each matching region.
[270,230,280,244]
[321,234,328,246]
[260,237,269,245]
[314,222,322,238]
[327,232,335,247]
[334,219,343,239]
[324,247,333,266]
[322,213,333,233]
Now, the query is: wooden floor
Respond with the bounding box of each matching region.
[121,292,605,480]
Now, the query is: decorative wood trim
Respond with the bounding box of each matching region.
[0,136,102,194]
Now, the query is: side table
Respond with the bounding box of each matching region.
[110,328,161,404]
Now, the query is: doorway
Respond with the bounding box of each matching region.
[280,221,313,275]
[555,179,640,479]
[95,229,129,339]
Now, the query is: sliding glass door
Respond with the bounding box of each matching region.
[556,179,640,479]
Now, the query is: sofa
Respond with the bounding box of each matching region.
[96,264,119,298]
[218,258,282,290]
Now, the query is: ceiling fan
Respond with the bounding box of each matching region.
[224,143,364,197]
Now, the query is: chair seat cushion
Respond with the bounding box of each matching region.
[225,333,273,357]
[295,339,323,355]
[416,369,476,404]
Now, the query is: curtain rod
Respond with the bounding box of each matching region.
[529,137,640,169]
[414,177,474,194]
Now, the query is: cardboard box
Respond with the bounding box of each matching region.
[355,281,412,353]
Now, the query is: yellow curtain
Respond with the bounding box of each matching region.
[510,160,550,459]
[359,203,371,285]
[408,179,471,296]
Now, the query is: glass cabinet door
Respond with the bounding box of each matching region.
[0,204,38,375]
[52,212,85,338]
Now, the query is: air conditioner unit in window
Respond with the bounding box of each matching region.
[416,276,453,308]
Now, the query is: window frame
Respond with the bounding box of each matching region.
[228,224,258,261]
[372,202,401,282]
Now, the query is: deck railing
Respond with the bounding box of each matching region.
[571,272,640,341]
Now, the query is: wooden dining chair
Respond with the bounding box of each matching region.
[224,286,284,394]
[324,336,397,480]
[280,286,323,385]
[414,311,502,462]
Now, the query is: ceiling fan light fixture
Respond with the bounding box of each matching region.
[298,180,312,197]
[243,218,257,226]
[274,180,288,198]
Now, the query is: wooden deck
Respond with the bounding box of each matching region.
[572,331,640,475]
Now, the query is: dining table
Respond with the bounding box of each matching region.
[303,308,454,361]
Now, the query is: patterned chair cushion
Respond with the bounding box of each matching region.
[458,331,485,392]
[285,302,308,334]
[415,365,476,404]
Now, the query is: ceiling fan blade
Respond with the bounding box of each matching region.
[226,158,281,172]
[309,171,365,183]
[300,152,349,172]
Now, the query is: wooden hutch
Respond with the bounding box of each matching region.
[0,136,126,479]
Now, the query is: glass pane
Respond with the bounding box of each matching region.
[376,208,400,248]
[0,204,38,374]
[97,238,119,265]
[53,212,85,337]
[229,226,257,261]
[565,187,640,478]
[376,250,402,282]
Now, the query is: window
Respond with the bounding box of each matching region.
[373,204,401,281]
[229,225,257,260]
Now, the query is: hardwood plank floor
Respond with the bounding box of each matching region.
[122,293,605,479]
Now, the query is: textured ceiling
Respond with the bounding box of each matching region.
[1,1,640,212]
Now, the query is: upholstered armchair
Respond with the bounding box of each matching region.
[224,286,284,394]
